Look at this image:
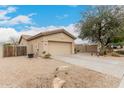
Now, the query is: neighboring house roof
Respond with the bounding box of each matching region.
[19,29,76,44]
[18,35,32,44]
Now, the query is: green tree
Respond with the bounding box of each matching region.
[78,6,124,55]
[112,30,124,43]
[112,31,124,48]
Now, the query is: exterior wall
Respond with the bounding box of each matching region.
[43,33,74,42]
[24,32,75,56]
[20,38,28,46]
[72,42,75,54]
[28,37,43,56]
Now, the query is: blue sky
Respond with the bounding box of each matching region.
[0,5,92,43]
[15,5,91,26]
[0,5,92,30]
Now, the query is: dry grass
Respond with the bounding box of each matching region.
[0,56,121,88]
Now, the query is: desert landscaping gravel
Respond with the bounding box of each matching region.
[0,56,121,88]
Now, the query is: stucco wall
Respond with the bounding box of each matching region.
[43,33,74,42]
[28,37,43,56]
[20,38,28,46]
[25,32,75,56]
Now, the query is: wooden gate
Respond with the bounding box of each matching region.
[17,46,27,56]
[3,45,27,57]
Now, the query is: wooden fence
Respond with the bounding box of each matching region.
[75,44,97,53]
[3,45,27,57]
[0,46,3,58]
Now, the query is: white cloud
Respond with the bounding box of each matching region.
[0,14,10,20]
[75,38,89,44]
[56,14,69,19]
[0,28,19,43]
[0,15,33,26]
[0,6,35,26]
[9,15,32,25]
[6,6,16,13]
[0,6,16,20]
[0,6,16,15]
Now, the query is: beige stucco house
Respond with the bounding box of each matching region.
[19,29,76,56]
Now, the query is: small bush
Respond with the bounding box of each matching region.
[111,52,120,57]
[42,51,46,54]
[116,50,124,55]
[74,48,80,54]
[44,53,51,58]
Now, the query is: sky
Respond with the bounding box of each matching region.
[0,5,92,44]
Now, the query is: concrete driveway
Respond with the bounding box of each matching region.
[53,53,124,79]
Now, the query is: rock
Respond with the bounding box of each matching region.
[56,66,69,71]
[53,77,65,88]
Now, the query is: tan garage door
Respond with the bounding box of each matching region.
[48,41,72,55]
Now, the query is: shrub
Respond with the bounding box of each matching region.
[111,52,120,57]
[116,50,124,55]
[42,51,46,54]
[74,48,80,54]
[44,53,51,58]
[99,50,107,56]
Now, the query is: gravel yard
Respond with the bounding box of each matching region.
[0,56,121,88]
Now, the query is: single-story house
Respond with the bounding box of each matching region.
[19,29,76,56]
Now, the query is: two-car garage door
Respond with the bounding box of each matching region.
[48,41,72,55]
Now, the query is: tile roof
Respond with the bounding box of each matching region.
[27,29,76,40]
[19,29,76,43]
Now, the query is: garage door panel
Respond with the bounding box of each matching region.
[48,42,72,55]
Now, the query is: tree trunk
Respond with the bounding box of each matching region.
[97,42,107,56]
[100,46,107,55]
